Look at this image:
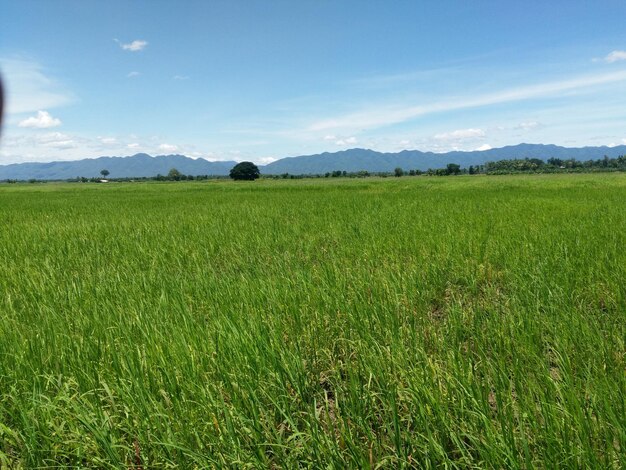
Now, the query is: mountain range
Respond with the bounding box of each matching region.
[1,144,625,180]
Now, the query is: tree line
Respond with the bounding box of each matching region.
[260,156,626,179]
[480,155,626,174]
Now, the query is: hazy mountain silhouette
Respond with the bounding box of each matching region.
[0,154,237,180]
[1,144,625,180]
[262,144,626,174]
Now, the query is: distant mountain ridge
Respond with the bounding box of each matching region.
[0,153,238,180]
[1,144,625,180]
[262,144,626,174]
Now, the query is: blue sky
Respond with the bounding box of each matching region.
[1,0,626,164]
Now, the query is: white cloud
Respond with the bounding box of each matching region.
[127,71,140,78]
[158,143,178,152]
[516,121,541,130]
[127,143,140,149]
[18,110,62,128]
[256,156,277,165]
[475,144,492,151]
[434,128,485,141]
[116,39,148,52]
[173,75,189,80]
[335,136,358,146]
[99,136,117,145]
[37,132,76,149]
[0,57,74,114]
[604,50,626,63]
[323,135,336,141]
[308,70,626,133]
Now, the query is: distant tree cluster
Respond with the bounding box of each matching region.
[266,155,626,179]
[482,155,626,174]
[153,168,209,181]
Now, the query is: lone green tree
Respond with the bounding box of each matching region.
[445,163,461,175]
[394,167,404,177]
[230,161,260,181]
[168,168,182,181]
[100,169,110,178]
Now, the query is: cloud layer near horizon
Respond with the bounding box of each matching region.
[307,70,626,133]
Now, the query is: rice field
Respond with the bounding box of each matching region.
[0,174,625,468]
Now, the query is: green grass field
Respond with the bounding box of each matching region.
[1,174,625,468]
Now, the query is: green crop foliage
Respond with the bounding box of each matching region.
[0,174,625,467]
